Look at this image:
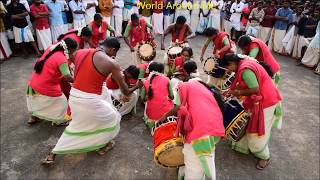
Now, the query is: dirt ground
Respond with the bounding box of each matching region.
[1,36,319,180]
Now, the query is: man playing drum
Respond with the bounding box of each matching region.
[159,78,225,180]
[41,37,143,165]
[124,13,155,65]
[161,15,192,49]
[104,65,140,116]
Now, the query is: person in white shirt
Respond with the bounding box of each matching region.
[208,0,224,31]
[69,0,86,29]
[189,0,200,38]
[229,0,244,39]
[83,0,98,24]
[112,0,124,37]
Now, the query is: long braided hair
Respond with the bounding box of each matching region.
[147,62,165,100]
[34,38,78,74]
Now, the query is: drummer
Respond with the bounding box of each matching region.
[161,16,193,49]
[200,27,235,62]
[159,78,225,180]
[104,65,140,116]
[124,13,155,65]
[166,47,193,77]
[199,27,235,88]
[140,62,174,133]
[89,13,118,48]
[237,35,281,86]
[219,53,282,170]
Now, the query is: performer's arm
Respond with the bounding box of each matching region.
[59,63,74,83]
[112,64,143,96]
[231,69,259,96]
[186,24,193,36]
[215,37,231,58]
[107,25,115,36]
[200,38,211,62]
[168,82,174,100]
[123,24,135,51]
[159,93,180,121]
[248,47,259,59]
[140,86,146,101]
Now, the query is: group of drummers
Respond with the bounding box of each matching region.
[25,12,283,180]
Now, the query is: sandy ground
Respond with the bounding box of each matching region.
[1,36,319,180]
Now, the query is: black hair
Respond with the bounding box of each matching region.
[94,13,103,21]
[101,37,121,51]
[34,38,78,74]
[124,65,140,80]
[258,62,274,77]
[183,60,197,75]
[131,13,139,21]
[181,47,193,57]
[176,16,186,24]
[147,62,164,100]
[219,53,244,68]
[237,35,252,48]
[219,53,274,77]
[204,27,219,37]
[197,81,224,112]
[57,26,92,41]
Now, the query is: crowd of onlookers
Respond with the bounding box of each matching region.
[0,0,319,73]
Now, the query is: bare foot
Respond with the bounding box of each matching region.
[97,140,116,155]
[41,153,56,165]
[256,159,270,170]
[28,116,42,125]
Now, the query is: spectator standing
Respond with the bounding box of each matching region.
[0,0,12,60]
[257,0,277,43]
[7,0,41,57]
[111,0,124,37]
[208,0,224,31]
[152,0,164,36]
[69,0,86,29]
[246,1,264,37]
[99,0,112,24]
[140,0,152,23]
[229,0,244,40]
[163,0,175,31]
[223,0,233,34]
[268,0,293,54]
[30,0,52,51]
[83,0,98,24]
[122,0,136,34]
[46,0,65,42]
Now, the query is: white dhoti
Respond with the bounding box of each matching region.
[282,26,296,55]
[257,26,272,43]
[51,25,65,43]
[301,33,320,68]
[164,14,174,31]
[180,143,216,180]
[232,104,278,160]
[197,15,208,34]
[13,26,34,43]
[52,88,121,154]
[0,32,12,60]
[152,13,164,35]
[190,8,200,34]
[246,26,260,37]
[123,8,134,21]
[111,15,123,37]
[224,20,232,35]
[292,35,312,59]
[73,19,86,29]
[268,29,286,53]
[208,13,221,31]
[109,89,138,116]
[36,28,52,51]
[26,90,68,124]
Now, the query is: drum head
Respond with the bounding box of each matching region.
[204,58,216,73]
[168,46,183,55]
[139,44,154,58]
[156,143,184,168]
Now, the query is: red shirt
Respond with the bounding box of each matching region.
[260,7,277,28]
[152,0,163,13]
[30,4,49,30]
[29,50,67,97]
